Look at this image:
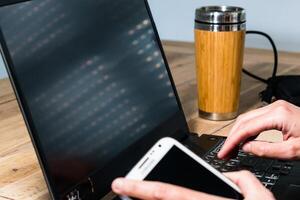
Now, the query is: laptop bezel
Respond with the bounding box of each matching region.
[0,0,191,199]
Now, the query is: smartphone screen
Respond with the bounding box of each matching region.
[144,146,243,199]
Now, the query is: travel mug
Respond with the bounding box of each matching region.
[194,6,246,121]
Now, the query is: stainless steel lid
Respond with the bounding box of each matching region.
[195,6,246,24]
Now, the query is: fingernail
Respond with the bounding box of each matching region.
[242,143,251,152]
[217,151,223,158]
[112,178,124,193]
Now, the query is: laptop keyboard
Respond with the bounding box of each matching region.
[202,139,294,190]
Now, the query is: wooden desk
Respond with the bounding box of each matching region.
[1,41,300,200]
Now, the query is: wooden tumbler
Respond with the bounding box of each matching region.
[194,6,246,121]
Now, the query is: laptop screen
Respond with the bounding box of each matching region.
[0,0,188,199]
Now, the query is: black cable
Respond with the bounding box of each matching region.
[242,68,268,83]
[243,30,278,83]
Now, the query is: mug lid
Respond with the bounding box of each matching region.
[195,6,246,24]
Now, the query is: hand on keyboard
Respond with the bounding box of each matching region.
[218,100,300,160]
[203,140,293,190]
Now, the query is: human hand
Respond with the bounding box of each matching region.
[218,100,300,160]
[111,171,275,200]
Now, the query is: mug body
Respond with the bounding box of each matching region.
[194,6,246,120]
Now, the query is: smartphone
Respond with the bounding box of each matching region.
[122,137,243,199]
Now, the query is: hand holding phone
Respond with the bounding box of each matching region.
[120,137,243,200]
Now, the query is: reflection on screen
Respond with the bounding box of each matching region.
[0,0,179,195]
[145,147,242,199]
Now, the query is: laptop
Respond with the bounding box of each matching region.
[0,0,299,200]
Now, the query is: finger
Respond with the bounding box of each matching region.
[228,104,273,137]
[242,139,300,160]
[225,171,264,195]
[225,171,275,199]
[227,100,292,138]
[219,100,294,159]
[220,108,271,159]
[112,178,229,200]
[227,102,280,140]
[218,112,280,159]
[218,107,271,159]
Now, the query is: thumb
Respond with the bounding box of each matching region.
[242,139,300,160]
[225,171,275,200]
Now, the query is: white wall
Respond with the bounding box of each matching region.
[148,0,300,52]
[1,1,299,79]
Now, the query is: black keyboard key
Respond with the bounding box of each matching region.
[254,171,265,178]
[212,160,225,165]
[280,169,290,175]
[212,164,222,169]
[285,162,293,167]
[220,165,237,172]
[229,158,240,162]
[205,160,213,165]
[264,183,274,190]
[227,160,240,166]
[219,167,228,172]
[204,155,214,161]
[232,157,242,162]
[238,151,248,157]
[282,165,292,171]
[272,163,282,170]
[241,157,257,167]
[262,177,276,185]
[225,163,235,168]
[212,145,222,152]
[265,173,280,180]
[209,152,216,156]
[220,168,229,172]
[255,159,273,171]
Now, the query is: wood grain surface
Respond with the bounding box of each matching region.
[194,30,245,115]
[0,41,300,199]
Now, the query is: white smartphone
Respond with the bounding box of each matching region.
[122,137,243,200]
